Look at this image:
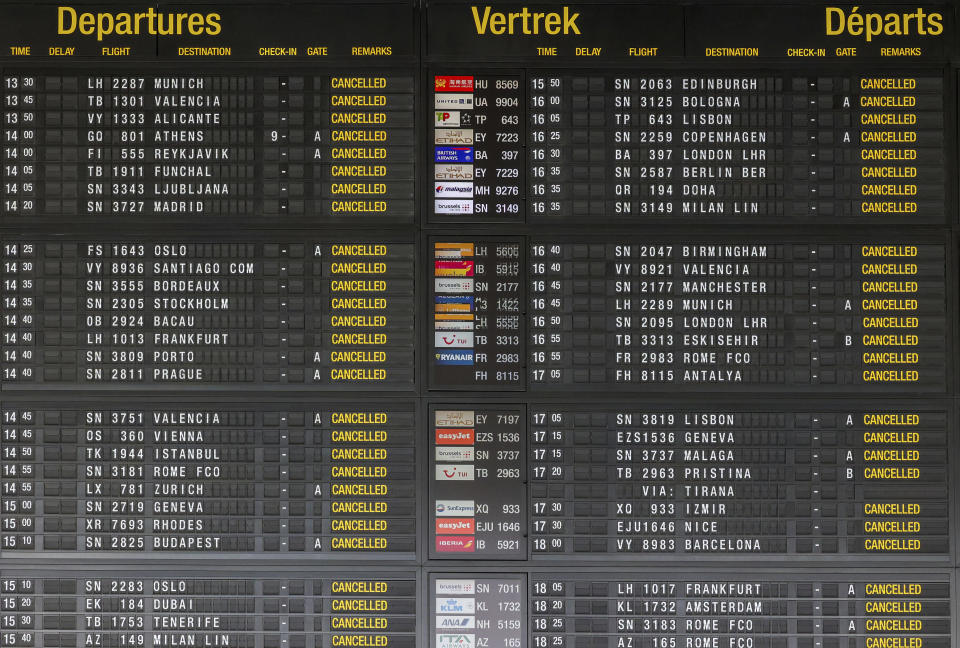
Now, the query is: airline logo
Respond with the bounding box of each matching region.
[436,446,475,462]
[436,410,474,427]
[435,76,474,92]
[436,518,476,534]
[435,110,461,127]
[436,598,477,615]
[435,164,473,180]
[435,129,474,145]
[435,500,475,516]
[434,322,474,333]
[436,464,475,480]
[436,296,474,312]
[436,579,475,595]
[435,350,475,364]
[434,260,474,277]
[437,616,476,629]
[435,199,474,214]
[435,182,475,198]
[435,146,474,164]
[435,242,474,257]
[436,536,476,553]
[435,93,474,109]
[435,277,474,293]
[435,332,473,348]
[436,634,474,648]
[434,313,474,321]
[436,428,475,445]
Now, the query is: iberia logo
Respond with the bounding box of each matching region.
[436,518,476,535]
[436,428,475,445]
[436,536,476,552]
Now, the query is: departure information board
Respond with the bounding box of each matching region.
[0,1,959,647]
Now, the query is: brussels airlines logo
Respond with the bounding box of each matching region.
[436,446,475,461]
[436,579,476,595]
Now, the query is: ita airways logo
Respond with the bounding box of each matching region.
[436,634,475,648]
[435,428,475,445]
[436,518,476,535]
[436,464,475,480]
[436,536,476,553]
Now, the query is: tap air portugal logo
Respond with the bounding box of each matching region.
[470,6,581,35]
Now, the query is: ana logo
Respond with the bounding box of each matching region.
[435,500,475,516]
[435,428,475,445]
[435,579,476,595]
[436,598,477,615]
[436,634,474,648]
[436,518,476,535]
[436,616,476,629]
[436,464,475,480]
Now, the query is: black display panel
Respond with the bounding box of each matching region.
[0,1,958,647]
[0,569,418,647]
[0,236,416,389]
[0,400,417,556]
